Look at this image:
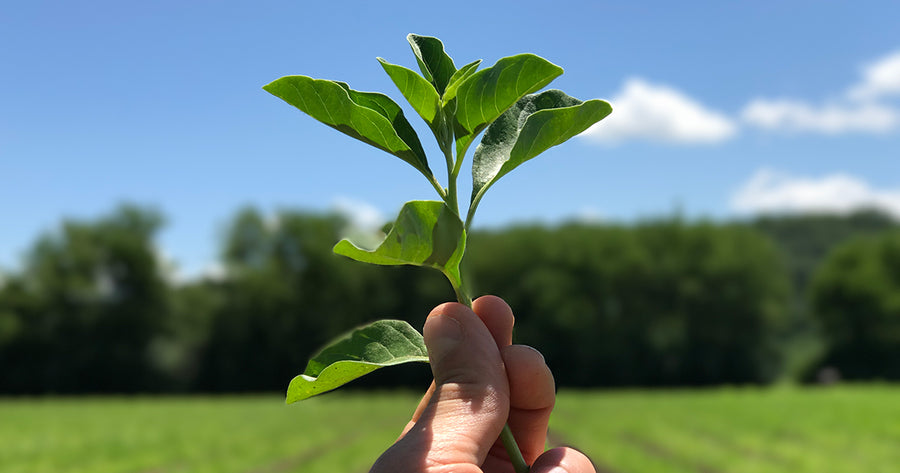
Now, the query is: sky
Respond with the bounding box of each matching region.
[2,0,899,278]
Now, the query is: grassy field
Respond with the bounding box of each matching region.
[1,385,897,473]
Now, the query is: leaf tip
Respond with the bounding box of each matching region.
[332,238,353,256]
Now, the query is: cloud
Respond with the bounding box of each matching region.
[331,196,385,231]
[581,78,737,144]
[742,49,900,134]
[331,196,388,250]
[848,50,900,101]
[731,168,900,218]
[741,99,898,134]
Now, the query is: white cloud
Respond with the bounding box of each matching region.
[732,168,900,218]
[331,196,385,231]
[848,50,900,101]
[574,205,604,223]
[741,99,898,134]
[742,49,900,135]
[162,254,226,286]
[581,77,737,144]
[331,196,387,250]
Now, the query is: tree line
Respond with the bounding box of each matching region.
[0,205,897,394]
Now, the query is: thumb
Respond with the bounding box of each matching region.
[375,303,510,472]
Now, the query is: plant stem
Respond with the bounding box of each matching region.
[454,284,529,473]
[428,174,448,201]
[501,424,530,473]
[453,284,472,307]
[444,145,459,215]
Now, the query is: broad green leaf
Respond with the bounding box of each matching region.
[377,58,442,127]
[333,200,466,289]
[471,90,612,206]
[287,319,428,403]
[453,54,564,157]
[407,34,456,95]
[263,76,432,177]
[442,59,482,102]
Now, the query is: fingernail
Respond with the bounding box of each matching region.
[426,314,463,363]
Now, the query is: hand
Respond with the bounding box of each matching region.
[371,295,595,473]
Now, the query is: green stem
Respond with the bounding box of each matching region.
[453,283,528,473]
[465,188,485,230]
[453,284,472,308]
[501,424,530,473]
[428,174,448,202]
[444,145,459,215]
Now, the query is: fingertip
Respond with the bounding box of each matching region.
[428,301,472,322]
[502,345,554,410]
[472,295,515,347]
[531,447,597,473]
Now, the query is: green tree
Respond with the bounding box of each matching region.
[810,231,900,380]
[468,220,792,386]
[195,208,444,391]
[0,205,168,393]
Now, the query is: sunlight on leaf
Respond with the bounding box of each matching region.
[442,59,482,101]
[333,201,466,289]
[378,58,442,129]
[407,34,457,96]
[286,320,428,403]
[453,54,563,157]
[470,90,612,219]
[263,76,432,178]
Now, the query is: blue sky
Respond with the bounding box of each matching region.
[2,0,899,278]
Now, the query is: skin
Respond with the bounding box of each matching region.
[371,295,596,473]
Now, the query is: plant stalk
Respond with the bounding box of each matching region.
[444,145,459,215]
[501,424,530,473]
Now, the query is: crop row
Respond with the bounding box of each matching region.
[1,386,896,473]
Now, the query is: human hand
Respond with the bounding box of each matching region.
[370,295,595,473]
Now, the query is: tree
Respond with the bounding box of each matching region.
[810,231,900,380]
[467,220,792,386]
[0,205,168,393]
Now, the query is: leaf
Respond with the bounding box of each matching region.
[263,75,432,177]
[471,90,612,206]
[377,58,442,127]
[287,319,428,403]
[407,34,456,95]
[442,59,482,102]
[453,54,564,156]
[333,200,466,289]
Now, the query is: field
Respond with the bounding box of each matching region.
[1,385,897,473]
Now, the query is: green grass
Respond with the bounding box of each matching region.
[553,385,900,473]
[1,385,897,473]
[0,394,412,473]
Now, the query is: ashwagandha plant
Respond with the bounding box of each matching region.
[264,34,611,472]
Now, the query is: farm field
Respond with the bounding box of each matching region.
[0,385,897,473]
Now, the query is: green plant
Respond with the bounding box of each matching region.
[264,34,611,472]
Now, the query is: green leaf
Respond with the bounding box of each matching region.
[263,75,432,177]
[442,59,482,102]
[333,200,466,289]
[377,58,442,127]
[287,319,428,403]
[453,54,564,156]
[407,34,456,95]
[470,90,612,208]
